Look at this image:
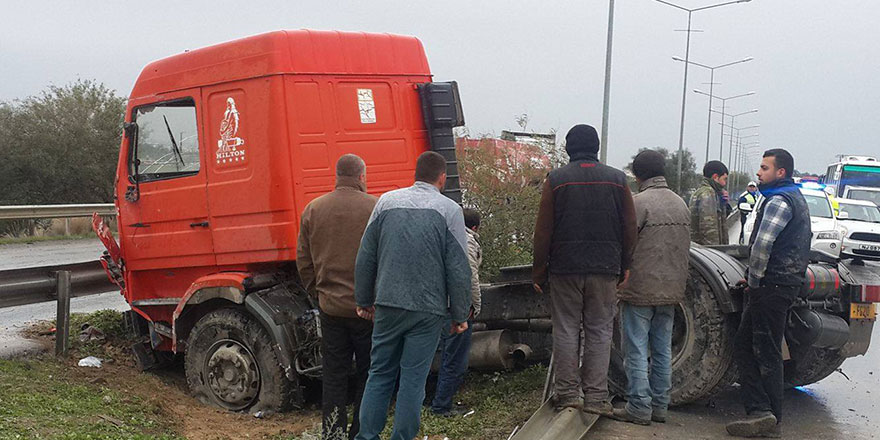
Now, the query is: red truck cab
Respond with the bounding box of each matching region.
[94,30,463,412]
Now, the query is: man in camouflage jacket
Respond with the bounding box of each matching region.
[690,160,730,245]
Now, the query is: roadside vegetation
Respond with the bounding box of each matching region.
[6,310,545,439]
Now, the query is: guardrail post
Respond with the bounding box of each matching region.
[55,270,71,357]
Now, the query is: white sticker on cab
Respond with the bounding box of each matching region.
[357,89,376,124]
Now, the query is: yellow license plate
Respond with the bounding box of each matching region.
[851,303,876,320]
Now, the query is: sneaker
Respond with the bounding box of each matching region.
[582,400,614,417]
[725,411,778,438]
[553,395,583,411]
[611,407,651,426]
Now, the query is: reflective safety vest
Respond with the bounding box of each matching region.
[738,192,757,212]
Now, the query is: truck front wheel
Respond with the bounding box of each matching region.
[185,308,295,413]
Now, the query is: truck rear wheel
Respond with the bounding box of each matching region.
[609,268,739,406]
[784,347,846,388]
[185,308,295,413]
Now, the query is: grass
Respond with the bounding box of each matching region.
[0,358,183,440]
[28,310,130,359]
[0,234,95,246]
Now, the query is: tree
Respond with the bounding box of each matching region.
[0,80,126,206]
[625,147,700,198]
[457,136,549,279]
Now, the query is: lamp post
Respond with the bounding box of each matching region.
[600,0,615,164]
[727,112,758,166]
[673,56,753,165]
[719,123,759,189]
[694,89,755,159]
[653,0,753,193]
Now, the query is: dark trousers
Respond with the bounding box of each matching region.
[733,286,797,422]
[431,318,473,413]
[739,213,749,244]
[321,312,373,440]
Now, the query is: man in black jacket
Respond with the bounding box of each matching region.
[532,124,638,416]
[727,149,811,438]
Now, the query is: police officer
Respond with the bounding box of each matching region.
[738,182,759,244]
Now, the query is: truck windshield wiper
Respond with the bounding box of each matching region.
[163,115,186,167]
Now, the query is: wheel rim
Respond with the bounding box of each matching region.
[670,302,695,370]
[204,339,261,410]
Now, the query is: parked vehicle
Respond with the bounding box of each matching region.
[742,186,844,257]
[837,198,880,260]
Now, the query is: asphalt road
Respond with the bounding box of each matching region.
[0,238,127,358]
[588,321,880,439]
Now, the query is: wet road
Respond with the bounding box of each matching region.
[0,238,127,358]
[588,320,880,438]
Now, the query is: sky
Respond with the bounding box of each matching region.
[2,0,879,175]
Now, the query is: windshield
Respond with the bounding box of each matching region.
[804,194,834,219]
[847,189,880,207]
[839,203,880,223]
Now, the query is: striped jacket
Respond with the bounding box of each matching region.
[354,181,472,323]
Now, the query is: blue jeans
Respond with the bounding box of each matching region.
[355,306,444,440]
[622,303,675,420]
[431,319,473,414]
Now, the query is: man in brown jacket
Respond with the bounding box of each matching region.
[297,154,377,439]
[613,150,690,426]
[532,124,638,416]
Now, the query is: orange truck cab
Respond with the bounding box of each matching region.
[92,30,464,412]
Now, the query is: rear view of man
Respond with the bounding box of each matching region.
[612,150,690,426]
[354,151,471,440]
[726,149,811,438]
[690,160,730,245]
[296,154,377,439]
[532,124,638,416]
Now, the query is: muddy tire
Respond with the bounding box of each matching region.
[610,268,739,406]
[185,308,295,413]
[784,347,846,388]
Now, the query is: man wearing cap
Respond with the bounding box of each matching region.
[532,124,638,416]
[738,182,759,244]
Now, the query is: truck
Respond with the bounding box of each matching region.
[93,30,880,418]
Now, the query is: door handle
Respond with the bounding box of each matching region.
[189,221,210,228]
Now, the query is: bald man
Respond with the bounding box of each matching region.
[297,154,378,439]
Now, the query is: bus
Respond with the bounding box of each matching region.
[823,156,880,206]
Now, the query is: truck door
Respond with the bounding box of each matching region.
[121,92,215,271]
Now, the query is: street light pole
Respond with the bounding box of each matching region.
[673,56,753,165]
[694,89,754,161]
[600,0,615,164]
[653,0,753,193]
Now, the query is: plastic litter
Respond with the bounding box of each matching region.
[78,356,103,368]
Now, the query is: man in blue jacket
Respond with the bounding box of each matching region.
[354,151,471,440]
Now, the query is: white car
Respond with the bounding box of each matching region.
[742,187,843,257]
[837,198,880,260]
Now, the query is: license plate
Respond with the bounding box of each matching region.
[851,303,876,320]
[859,244,880,251]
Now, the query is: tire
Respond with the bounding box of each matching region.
[609,268,739,406]
[784,347,847,388]
[185,308,296,413]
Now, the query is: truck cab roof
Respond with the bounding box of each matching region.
[131,30,431,99]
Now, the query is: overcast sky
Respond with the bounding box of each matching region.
[2,0,878,174]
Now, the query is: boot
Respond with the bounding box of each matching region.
[726,411,778,438]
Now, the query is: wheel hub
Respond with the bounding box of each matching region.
[204,339,260,410]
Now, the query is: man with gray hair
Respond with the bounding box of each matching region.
[297,153,377,439]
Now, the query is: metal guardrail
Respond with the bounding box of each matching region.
[0,204,115,220]
[0,260,116,309]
